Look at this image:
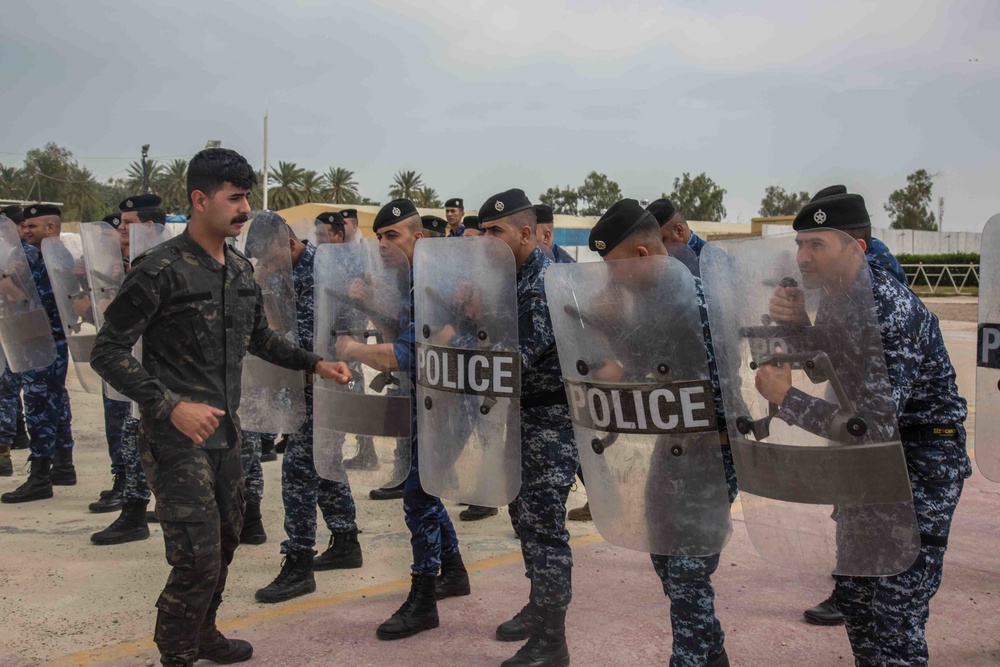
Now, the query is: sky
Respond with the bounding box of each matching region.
[1,0,998,231]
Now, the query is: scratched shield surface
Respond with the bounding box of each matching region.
[0,217,56,372]
[976,213,1000,482]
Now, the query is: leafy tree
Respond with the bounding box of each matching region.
[268,161,305,210]
[157,159,189,213]
[885,169,937,231]
[539,186,579,216]
[666,172,727,221]
[322,167,359,204]
[62,164,104,221]
[389,170,423,200]
[759,186,810,217]
[576,171,622,217]
[125,160,163,195]
[299,170,323,203]
[414,186,442,208]
[0,164,27,199]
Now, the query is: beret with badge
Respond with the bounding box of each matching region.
[339,208,358,219]
[119,194,162,212]
[810,184,847,202]
[793,192,870,232]
[315,211,345,227]
[23,203,61,220]
[463,214,480,231]
[102,213,123,229]
[373,199,418,233]
[0,205,23,224]
[589,198,656,257]
[645,198,677,226]
[421,215,448,234]
[445,198,463,209]
[478,189,534,225]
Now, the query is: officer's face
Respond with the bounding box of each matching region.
[445,208,463,226]
[343,218,359,241]
[795,231,863,290]
[463,228,482,237]
[314,225,344,245]
[659,214,687,245]
[481,217,533,265]
[16,220,28,240]
[193,182,252,238]
[22,216,57,248]
[376,217,421,267]
[536,224,554,250]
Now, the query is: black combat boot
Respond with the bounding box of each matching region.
[0,444,11,477]
[369,481,404,501]
[89,473,125,513]
[12,412,28,449]
[255,550,317,603]
[197,626,253,664]
[435,551,470,600]
[707,648,730,667]
[50,448,77,486]
[376,574,440,640]
[501,608,570,667]
[1,456,53,503]
[496,601,540,641]
[803,592,844,625]
[314,529,363,570]
[91,500,150,545]
[275,435,288,454]
[260,436,277,463]
[459,504,498,521]
[344,437,379,470]
[239,501,267,545]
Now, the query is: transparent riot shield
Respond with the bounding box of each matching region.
[313,239,412,488]
[0,218,57,372]
[232,211,306,434]
[976,213,1000,482]
[81,221,129,401]
[41,234,102,393]
[547,253,731,555]
[290,219,319,247]
[702,230,920,576]
[414,236,521,507]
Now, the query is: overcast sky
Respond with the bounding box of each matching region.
[1,0,998,230]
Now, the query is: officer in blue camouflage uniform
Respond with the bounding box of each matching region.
[757,192,969,667]
[0,205,31,476]
[590,199,736,667]
[335,199,469,642]
[255,223,362,604]
[476,189,577,667]
[445,197,466,237]
[534,204,576,265]
[649,198,706,257]
[2,204,76,503]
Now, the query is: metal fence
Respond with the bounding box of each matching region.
[902,264,979,295]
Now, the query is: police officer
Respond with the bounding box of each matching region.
[255,223,363,603]
[445,197,465,236]
[533,204,575,264]
[314,211,346,245]
[421,214,448,239]
[588,199,737,667]
[462,214,482,237]
[756,192,969,666]
[91,148,351,667]
[0,205,30,476]
[476,189,576,667]
[647,198,706,256]
[334,199,470,641]
[1,204,76,503]
[339,208,362,243]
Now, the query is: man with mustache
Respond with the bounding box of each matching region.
[91,148,352,667]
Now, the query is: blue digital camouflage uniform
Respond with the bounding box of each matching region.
[102,393,128,475]
[24,247,73,459]
[281,240,357,554]
[395,269,460,575]
[448,224,466,238]
[687,232,707,256]
[550,243,575,264]
[0,244,36,446]
[120,414,150,502]
[775,263,969,667]
[867,236,908,286]
[241,430,263,504]
[509,247,578,611]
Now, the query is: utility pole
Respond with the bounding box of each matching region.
[141,144,150,194]
[262,112,269,210]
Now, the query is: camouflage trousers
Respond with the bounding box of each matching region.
[102,394,129,475]
[240,431,263,504]
[835,438,970,667]
[23,338,73,459]
[138,424,245,666]
[282,383,357,553]
[0,365,23,444]
[650,447,739,667]
[403,438,459,575]
[121,414,151,502]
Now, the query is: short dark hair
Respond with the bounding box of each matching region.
[504,208,537,232]
[187,148,257,204]
[623,215,663,250]
[138,208,166,225]
[842,225,872,247]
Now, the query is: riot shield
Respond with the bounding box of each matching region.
[0,218,57,372]
[547,253,731,555]
[701,230,920,576]
[313,239,412,488]
[976,213,1000,482]
[81,221,129,401]
[414,236,521,507]
[232,211,306,434]
[41,234,102,393]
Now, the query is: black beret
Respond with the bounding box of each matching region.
[339,208,358,219]
[811,185,847,202]
[421,215,447,234]
[373,199,418,233]
[119,194,162,212]
[445,198,464,209]
[533,204,554,224]
[589,199,655,256]
[315,211,345,227]
[479,189,533,225]
[0,205,23,223]
[464,214,480,230]
[793,193,871,232]
[23,203,61,219]
[102,213,123,229]
[646,198,677,226]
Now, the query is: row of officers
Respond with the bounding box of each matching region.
[0,147,979,667]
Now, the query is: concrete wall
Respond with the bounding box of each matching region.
[760,224,982,255]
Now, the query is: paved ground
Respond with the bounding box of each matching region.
[0,301,995,667]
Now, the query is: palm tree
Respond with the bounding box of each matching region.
[250,169,265,209]
[268,161,305,210]
[157,159,188,214]
[125,160,163,194]
[321,167,359,204]
[414,186,442,208]
[300,170,323,203]
[62,166,103,221]
[388,170,424,200]
[0,164,24,198]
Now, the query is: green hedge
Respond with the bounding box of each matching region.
[894,253,979,287]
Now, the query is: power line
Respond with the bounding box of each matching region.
[0,150,196,160]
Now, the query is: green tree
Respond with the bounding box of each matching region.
[124,160,163,195]
[414,186,442,208]
[759,186,811,217]
[157,159,189,213]
[666,172,727,221]
[539,186,579,216]
[885,169,937,231]
[388,170,424,200]
[0,164,27,199]
[299,170,323,203]
[62,164,104,221]
[321,167,360,204]
[268,161,305,210]
[577,171,622,217]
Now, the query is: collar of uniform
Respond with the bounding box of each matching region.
[516,245,546,281]
[180,228,224,272]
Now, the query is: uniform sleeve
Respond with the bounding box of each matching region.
[247,282,322,371]
[393,320,416,373]
[695,280,727,430]
[90,265,183,420]
[517,288,556,374]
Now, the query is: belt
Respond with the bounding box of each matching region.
[522,388,568,410]
[921,533,948,548]
[899,424,959,442]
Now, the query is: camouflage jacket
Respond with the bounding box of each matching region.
[29,244,65,340]
[91,230,321,449]
[550,244,576,264]
[292,240,317,350]
[867,236,908,286]
[687,232,707,257]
